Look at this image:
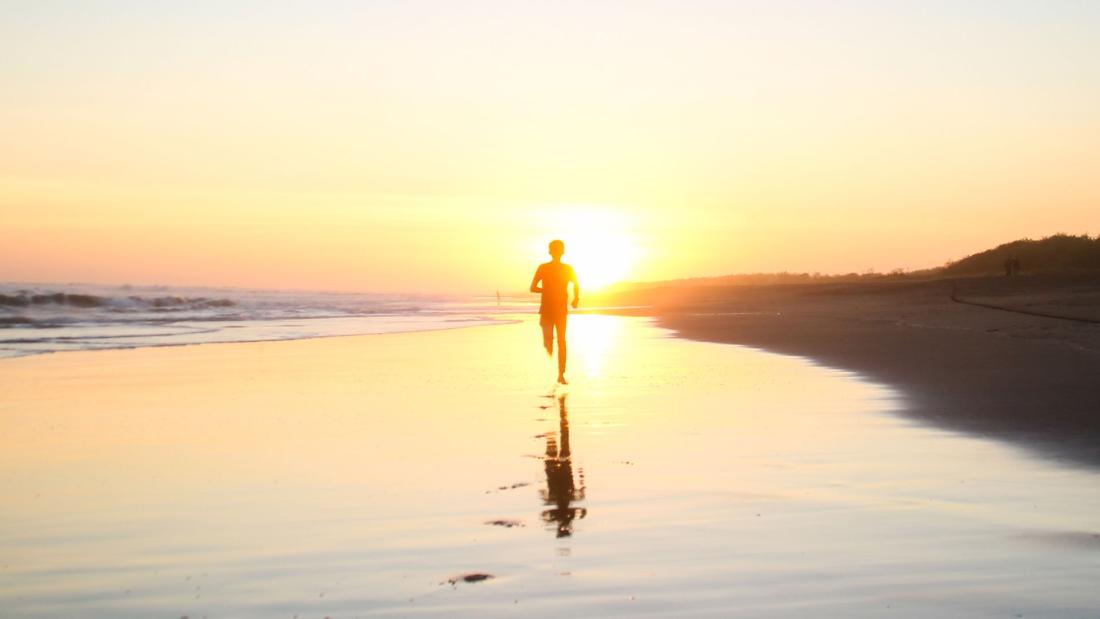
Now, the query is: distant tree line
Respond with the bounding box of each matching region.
[941,233,1100,276]
[604,233,1100,292]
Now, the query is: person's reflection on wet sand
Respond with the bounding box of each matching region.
[541,394,586,537]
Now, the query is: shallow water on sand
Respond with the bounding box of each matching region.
[0,315,1098,618]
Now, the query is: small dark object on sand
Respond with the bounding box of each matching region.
[486,481,531,493]
[485,519,524,528]
[444,573,494,586]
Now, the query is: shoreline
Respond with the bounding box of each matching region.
[598,275,1100,469]
[9,279,1100,470]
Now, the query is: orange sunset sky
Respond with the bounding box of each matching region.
[2,2,1099,294]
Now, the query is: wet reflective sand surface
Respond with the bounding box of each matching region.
[1,315,1098,617]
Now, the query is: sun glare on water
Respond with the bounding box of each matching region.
[535,208,642,291]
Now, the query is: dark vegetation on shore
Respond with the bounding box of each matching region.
[603,234,1100,295]
[942,233,1100,276]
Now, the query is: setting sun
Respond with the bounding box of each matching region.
[532,207,642,291]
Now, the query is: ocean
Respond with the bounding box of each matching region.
[0,283,518,359]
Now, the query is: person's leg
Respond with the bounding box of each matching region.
[556,315,567,381]
[540,315,554,356]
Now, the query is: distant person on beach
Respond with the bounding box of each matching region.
[530,240,580,384]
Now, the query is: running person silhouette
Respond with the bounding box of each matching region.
[530,240,579,384]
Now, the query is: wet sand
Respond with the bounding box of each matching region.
[601,274,1100,468]
[2,315,1099,617]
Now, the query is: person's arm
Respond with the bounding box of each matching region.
[530,265,544,293]
[570,268,580,308]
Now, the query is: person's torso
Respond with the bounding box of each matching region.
[539,262,573,314]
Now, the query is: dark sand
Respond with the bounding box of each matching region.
[598,273,1100,468]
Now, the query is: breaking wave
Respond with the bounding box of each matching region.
[0,283,518,358]
[0,292,237,311]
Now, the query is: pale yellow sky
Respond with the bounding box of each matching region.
[2,2,1098,293]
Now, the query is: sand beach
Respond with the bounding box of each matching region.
[2,314,1099,617]
[602,274,1100,468]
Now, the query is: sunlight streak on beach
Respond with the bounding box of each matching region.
[568,314,621,378]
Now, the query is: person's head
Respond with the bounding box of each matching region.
[548,239,565,259]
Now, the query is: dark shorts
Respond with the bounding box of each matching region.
[539,312,567,331]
